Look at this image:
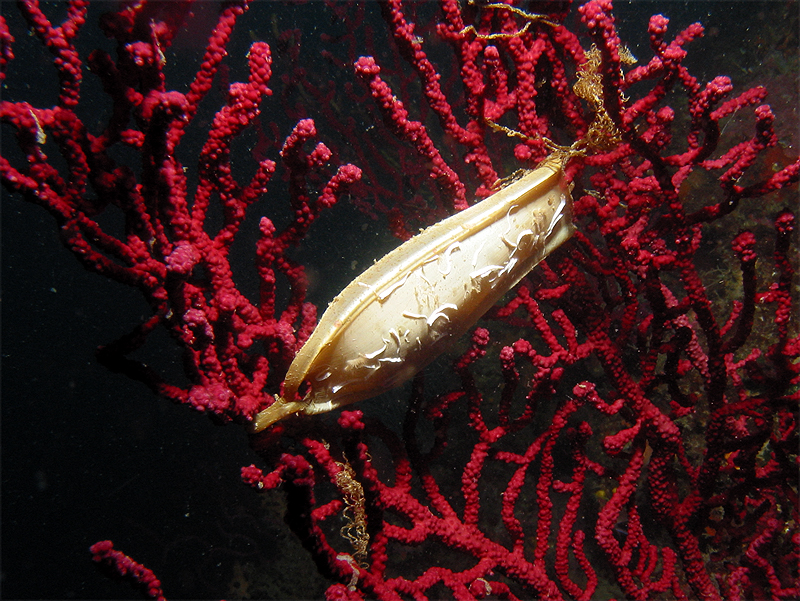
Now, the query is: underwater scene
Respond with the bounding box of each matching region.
[2,1,798,599]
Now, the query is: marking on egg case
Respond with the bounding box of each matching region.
[345,354,381,372]
[418,270,433,287]
[378,356,404,364]
[470,264,505,282]
[546,194,567,237]
[364,343,387,359]
[377,271,411,301]
[427,303,458,326]
[357,281,377,295]
[504,228,535,261]
[438,241,462,275]
[315,369,333,381]
[472,240,486,268]
[499,256,518,277]
[401,303,458,327]
[501,204,520,243]
[388,328,402,347]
